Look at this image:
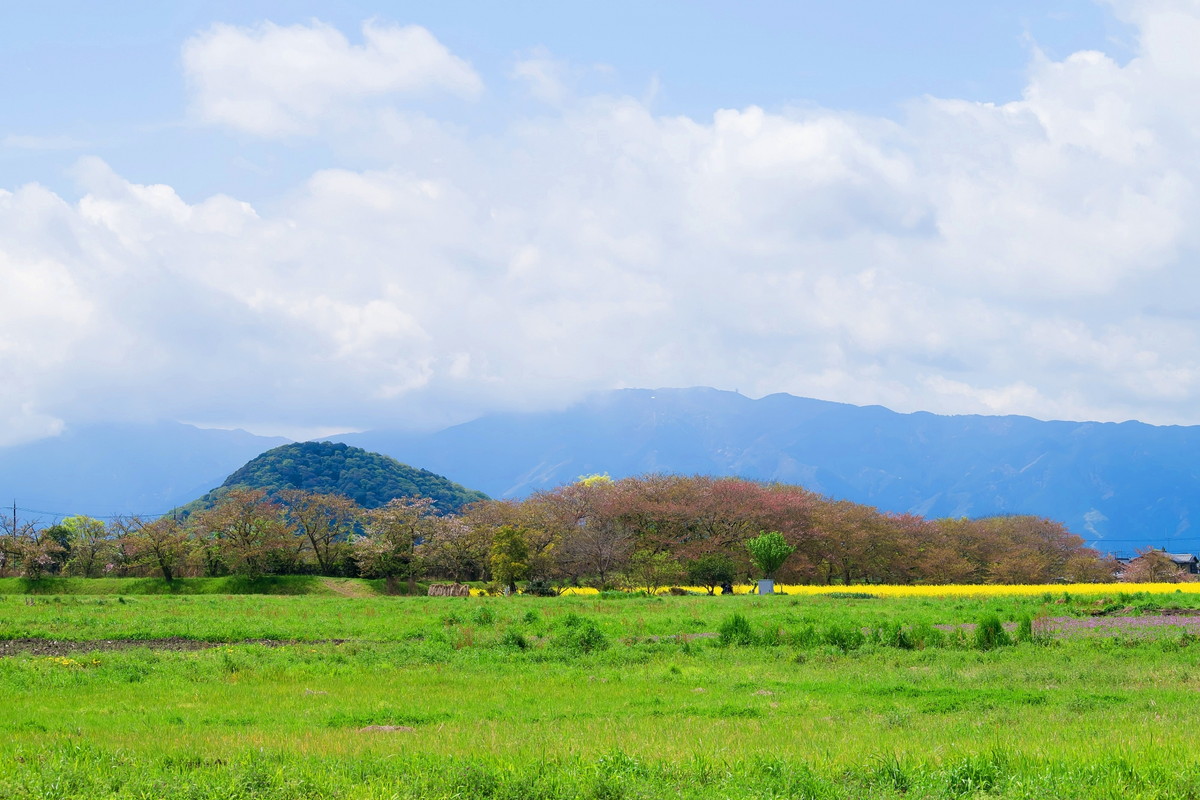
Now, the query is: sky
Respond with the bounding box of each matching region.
[4,0,1199,444]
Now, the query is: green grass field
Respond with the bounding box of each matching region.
[3,585,1200,798]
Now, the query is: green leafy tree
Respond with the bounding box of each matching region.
[60,515,116,578]
[746,530,795,579]
[490,525,529,594]
[687,553,737,594]
[626,549,684,595]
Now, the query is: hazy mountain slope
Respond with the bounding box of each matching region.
[0,422,289,519]
[187,441,487,513]
[336,388,1200,552]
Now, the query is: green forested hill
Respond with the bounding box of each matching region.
[188,441,488,513]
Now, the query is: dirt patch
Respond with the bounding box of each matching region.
[358,725,415,733]
[0,637,348,657]
[1042,615,1200,636]
[318,578,378,598]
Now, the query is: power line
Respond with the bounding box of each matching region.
[1091,537,1200,543]
[12,506,172,522]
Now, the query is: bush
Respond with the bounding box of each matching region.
[555,620,609,654]
[717,613,756,647]
[874,622,914,650]
[791,624,819,649]
[974,614,1012,651]
[499,629,528,650]
[521,578,557,597]
[1015,614,1034,643]
[822,623,866,652]
[909,622,946,650]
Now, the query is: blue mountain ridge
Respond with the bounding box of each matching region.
[2,388,1195,555]
[0,421,289,521]
[333,387,1200,555]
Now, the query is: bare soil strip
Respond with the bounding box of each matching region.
[317,578,378,598]
[0,637,346,657]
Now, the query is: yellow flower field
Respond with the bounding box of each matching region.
[554,582,1200,597]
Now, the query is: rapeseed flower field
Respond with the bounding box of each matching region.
[557,581,1200,597]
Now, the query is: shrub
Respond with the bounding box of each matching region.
[521,578,557,597]
[717,613,756,647]
[875,622,914,650]
[499,629,528,650]
[822,623,866,652]
[909,622,946,649]
[555,620,609,654]
[974,614,1011,651]
[1015,614,1034,643]
[757,626,787,646]
[791,624,819,649]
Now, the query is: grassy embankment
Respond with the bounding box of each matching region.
[7,575,1200,598]
[4,588,1200,798]
[0,576,386,596]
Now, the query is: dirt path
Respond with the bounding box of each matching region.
[318,578,378,598]
[0,637,347,657]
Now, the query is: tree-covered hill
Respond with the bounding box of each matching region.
[187,441,487,513]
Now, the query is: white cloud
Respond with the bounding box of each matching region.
[511,49,574,105]
[5,3,1200,445]
[182,20,483,136]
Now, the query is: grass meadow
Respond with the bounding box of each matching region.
[4,583,1200,798]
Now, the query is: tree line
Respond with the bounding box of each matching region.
[0,474,1141,590]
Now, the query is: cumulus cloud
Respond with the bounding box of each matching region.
[4,3,1200,445]
[182,20,483,136]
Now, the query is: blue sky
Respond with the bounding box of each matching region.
[2,1,1196,442]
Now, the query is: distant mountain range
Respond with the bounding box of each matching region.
[334,388,1200,554]
[0,421,286,520]
[3,388,1198,554]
